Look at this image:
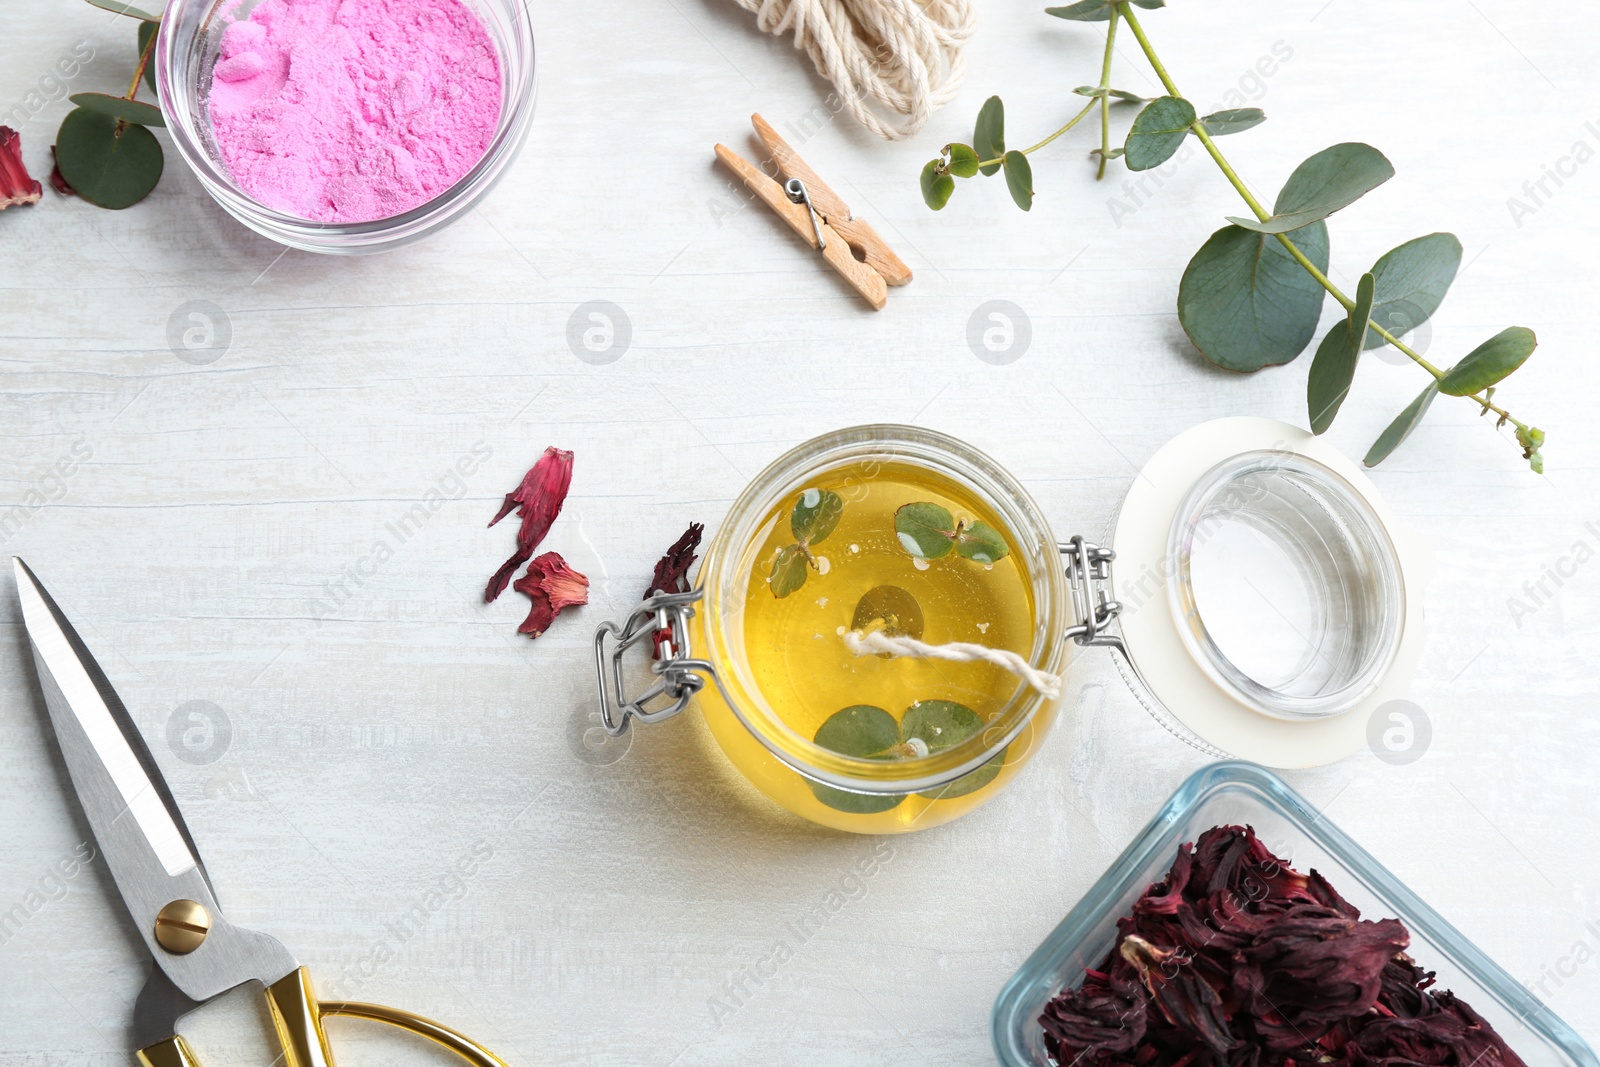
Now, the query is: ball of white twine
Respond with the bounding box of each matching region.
[730,0,976,140]
[841,629,1063,699]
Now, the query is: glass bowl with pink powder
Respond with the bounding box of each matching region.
[156,0,535,253]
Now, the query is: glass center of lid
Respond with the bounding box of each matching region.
[1168,451,1404,720]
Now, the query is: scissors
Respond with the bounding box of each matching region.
[12,558,509,1067]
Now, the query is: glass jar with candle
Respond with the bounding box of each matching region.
[594,420,1429,833]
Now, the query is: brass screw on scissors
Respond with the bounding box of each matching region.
[13,558,511,1067]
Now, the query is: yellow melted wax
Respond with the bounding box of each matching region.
[739,462,1037,743]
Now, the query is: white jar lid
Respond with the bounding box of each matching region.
[1109,417,1432,767]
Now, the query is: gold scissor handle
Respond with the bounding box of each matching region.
[135,968,509,1067]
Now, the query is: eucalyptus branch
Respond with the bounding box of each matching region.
[126,19,159,102]
[919,0,1546,472]
[1119,7,1534,442]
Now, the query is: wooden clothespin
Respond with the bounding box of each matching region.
[715,114,912,310]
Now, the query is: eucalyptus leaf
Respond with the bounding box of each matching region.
[1228,142,1394,234]
[53,107,163,210]
[1306,321,1352,435]
[975,96,1005,176]
[901,700,982,754]
[138,20,159,96]
[791,487,843,544]
[921,159,954,210]
[811,705,905,814]
[919,749,1006,800]
[1306,272,1373,434]
[955,521,1009,564]
[769,544,809,598]
[1364,382,1439,467]
[851,586,925,643]
[901,700,1004,801]
[894,502,955,560]
[1073,86,1147,104]
[1201,107,1265,136]
[814,705,901,758]
[1003,150,1034,211]
[69,92,165,128]
[1438,327,1536,396]
[1178,220,1331,372]
[946,143,980,179]
[1124,96,1195,171]
[1046,0,1163,21]
[1361,233,1462,349]
[86,0,160,19]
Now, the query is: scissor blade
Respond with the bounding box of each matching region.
[14,557,205,883]
[14,559,300,1018]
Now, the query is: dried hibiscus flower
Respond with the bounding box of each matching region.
[1040,825,1527,1067]
[0,127,43,210]
[645,522,702,659]
[486,446,574,602]
[513,551,589,638]
[645,522,703,598]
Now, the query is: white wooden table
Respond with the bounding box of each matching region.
[2,0,1597,1062]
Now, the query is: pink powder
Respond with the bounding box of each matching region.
[208,0,502,223]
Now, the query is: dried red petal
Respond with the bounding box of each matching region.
[644,522,704,598]
[512,551,589,639]
[0,127,43,210]
[485,446,574,602]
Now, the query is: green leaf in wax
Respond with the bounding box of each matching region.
[1360,233,1462,349]
[138,21,159,96]
[1228,143,1394,234]
[815,704,902,757]
[1046,0,1164,21]
[70,92,165,128]
[1124,96,1196,172]
[768,543,809,598]
[894,502,956,560]
[900,700,983,754]
[974,96,1005,176]
[1438,326,1537,396]
[900,699,1007,800]
[1364,381,1439,467]
[920,749,1006,800]
[851,585,925,643]
[1177,220,1331,372]
[790,487,843,544]
[954,520,1010,564]
[53,107,164,210]
[1307,272,1374,434]
[945,143,980,179]
[1200,107,1265,137]
[1002,150,1034,212]
[811,705,905,814]
[85,0,161,20]
[921,159,955,210]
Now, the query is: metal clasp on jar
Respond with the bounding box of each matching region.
[592,590,713,735]
[1060,535,1126,653]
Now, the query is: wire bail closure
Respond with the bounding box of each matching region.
[592,590,711,736]
[1060,535,1125,652]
